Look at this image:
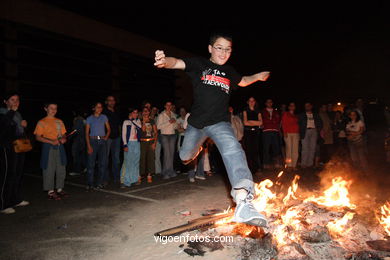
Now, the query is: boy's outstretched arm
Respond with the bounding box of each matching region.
[154,50,186,70]
[238,71,270,87]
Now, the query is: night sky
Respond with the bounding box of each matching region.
[43,0,390,108]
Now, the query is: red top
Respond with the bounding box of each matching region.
[281,111,299,134]
[261,108,281,132]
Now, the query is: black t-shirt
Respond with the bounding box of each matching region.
[103,107,121,139]
[244,107,261,131]
[183,57,242,129]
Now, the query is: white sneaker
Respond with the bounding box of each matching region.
[16,200,30,207]
[195,176,206,180]
[69,172,80,176]
[232,194,268,227]
[189,178,195,183]
[1,208,15,214]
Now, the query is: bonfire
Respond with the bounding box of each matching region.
[157,165,390,259]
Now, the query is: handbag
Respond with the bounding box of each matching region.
[13,137,32,153]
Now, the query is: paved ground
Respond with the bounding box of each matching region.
[1,128,389,260]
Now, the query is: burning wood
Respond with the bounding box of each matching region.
[158,170,390,259]
[154,212,234,237]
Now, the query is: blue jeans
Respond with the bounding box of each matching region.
[105,137,121,183]
[121,141,140,186]
[301,129,318,167]
[87,139,107,186]
[262,131,282,165]
[180,122,254,200]
[160,134,177,177]
[348,140,368,171]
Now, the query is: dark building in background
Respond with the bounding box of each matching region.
[0,0,193,126]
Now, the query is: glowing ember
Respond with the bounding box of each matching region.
[326,212,355,237]
[304,176,356,209]
[273,224,290,246]
[378,202,390,236]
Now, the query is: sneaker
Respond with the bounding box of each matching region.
[232,194,268,227]
[162,175,170,180]
[15,200,30,207]
[170,173,178,178]
[189,178,195,183]
[69,172,80,176]
[195,175,206,180]
[48,192,61,201]
[86,185,93,192]
[1,208,15,214]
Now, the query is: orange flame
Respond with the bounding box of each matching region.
[378,202,390,236]
[253,179,276,212]
[304,177,356,209]
[282,175,300,205]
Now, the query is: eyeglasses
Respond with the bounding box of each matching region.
[212,46,232,54]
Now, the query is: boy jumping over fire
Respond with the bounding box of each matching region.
[154,33,270,227]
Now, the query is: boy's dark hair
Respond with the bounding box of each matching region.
[209,32,233,46]
[3,91,20,101]
[91,101,103,110]
[128,107,138,114]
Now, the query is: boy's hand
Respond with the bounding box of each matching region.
[123,147,129,152]
[154,50,166,68]
[59,136,67,144]
[51,139,60,146]
[258,71,270,81]
[87,146,93,155]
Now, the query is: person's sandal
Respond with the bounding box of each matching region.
[57,190,69,198]
[48,192,61,200]
[205,171,213,176]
